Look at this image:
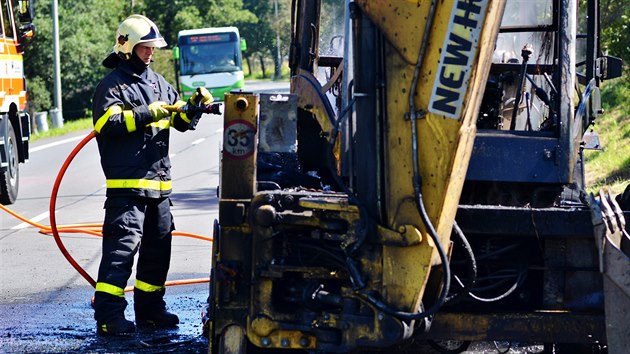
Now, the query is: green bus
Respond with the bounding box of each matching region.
[173,27,246,102]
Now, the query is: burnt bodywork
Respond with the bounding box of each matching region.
[206,0,627,353]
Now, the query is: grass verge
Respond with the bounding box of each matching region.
[30,118,93,143]
[584,78,630,195]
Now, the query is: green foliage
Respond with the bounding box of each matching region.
[24,0,128,119]
[172,6,204,35]
[584,79,630,194]
[30,118,93,142]
[136,0,256,45]
[152,49,176,85]
[600,0,630,75]
[21,0,629,129]
[26,77,51,114]
[58,1,128,119]
[240,0,279,78]
[23,0,257,122]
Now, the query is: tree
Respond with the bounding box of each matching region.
[600,0,630,77]
[58,1,129,119]
[141,0,257,87]
[24,0,128,120]
[23,0,257,121]
[240,0,290,79]
[240,0,273,77]
[137,0,257,45]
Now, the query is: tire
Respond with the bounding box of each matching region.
[0,120,19,205]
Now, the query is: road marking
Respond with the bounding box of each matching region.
[12,211,49,229]
[29,135,85,153]
[191,138,205,145]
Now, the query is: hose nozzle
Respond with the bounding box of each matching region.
[163,103,222,115]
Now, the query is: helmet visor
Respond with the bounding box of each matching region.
[138,25,167,48]
[139,38,167,48]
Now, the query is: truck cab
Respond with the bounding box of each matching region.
[0,0,34,204]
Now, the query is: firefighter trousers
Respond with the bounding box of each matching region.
[93,196,175,323]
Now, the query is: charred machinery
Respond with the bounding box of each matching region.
[206,0,627,353]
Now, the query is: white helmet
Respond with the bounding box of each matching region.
[114,14,167,60]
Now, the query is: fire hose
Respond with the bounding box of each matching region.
[1,102,221,292]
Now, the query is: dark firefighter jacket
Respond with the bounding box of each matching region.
[92,58,193,198]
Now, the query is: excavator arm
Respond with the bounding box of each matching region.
[207,0,627,353]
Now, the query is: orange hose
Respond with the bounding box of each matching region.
[0,130,213,291]
[0,203,49,228]
[49,131,99,287]
[1,131,214,291]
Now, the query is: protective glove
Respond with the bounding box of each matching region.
[188,87,214,106]
[171,100,187,112]
[148,101,170,121]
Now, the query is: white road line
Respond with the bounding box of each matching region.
[29,135,85,153]
[12,211,49,229]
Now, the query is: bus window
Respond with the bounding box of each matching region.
[175,27,246,101]
[1,0,14,39]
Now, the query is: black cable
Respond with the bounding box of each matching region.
[445,221,477,304]
[454,266,527,303]
[326,94,366,255]
[358,179,453,321]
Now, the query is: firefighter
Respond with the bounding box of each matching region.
[91,14,213,335]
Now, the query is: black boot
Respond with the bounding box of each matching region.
[97,315,135,335]
[134,288,179,328]
[136,309,179,327]
[94,292,134,335]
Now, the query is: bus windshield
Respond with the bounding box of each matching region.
[179,32,242,76]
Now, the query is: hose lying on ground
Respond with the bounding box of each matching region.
[1,130,213,292]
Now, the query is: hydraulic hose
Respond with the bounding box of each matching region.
[2,130,214,292]
[445,221,477,304]
[325,0,451,321]
[373,0,452,321]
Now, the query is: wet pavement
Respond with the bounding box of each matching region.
[0,283,210,353]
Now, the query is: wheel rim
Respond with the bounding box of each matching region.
[7,133,18,187]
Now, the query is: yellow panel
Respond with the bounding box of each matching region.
[220,93,259,199]
[360,0,507,309]
[355,0,430,65]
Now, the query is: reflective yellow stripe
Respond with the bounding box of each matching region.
[95,282,125,297]
[106,179,172,191]
[123,110,136,132]
[147,119,171,129]
[94,105,123,133]
[179,111,191,124]
[135,279,165,292]
[169,101,190,124]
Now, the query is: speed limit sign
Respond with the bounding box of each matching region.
[223,119,256,160]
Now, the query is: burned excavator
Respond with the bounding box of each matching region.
[205,0,627,353]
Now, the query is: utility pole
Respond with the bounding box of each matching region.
[274,0,282,80]
[51,0,63,127]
